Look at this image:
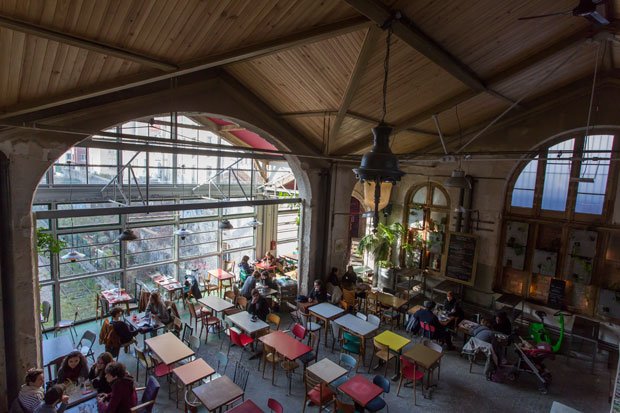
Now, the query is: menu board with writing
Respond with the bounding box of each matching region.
[441,232,478,286]
[547,278,566,309]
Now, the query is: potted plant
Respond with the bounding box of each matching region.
[357,222,408,288]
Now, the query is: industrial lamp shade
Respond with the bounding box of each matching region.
[362,181,392,212]
[219,219,234,230]
[444,169,472,189]
[174,228,193,240]
[353,124,405,184]
[247,218,262,228]
[61,250,86,262]
[117,229,138,241]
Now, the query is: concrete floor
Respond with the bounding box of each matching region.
[47,305,613,413]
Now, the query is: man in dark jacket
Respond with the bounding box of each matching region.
[97,362,137,413]
[412,301,454,349]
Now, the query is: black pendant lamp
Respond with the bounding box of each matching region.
[117,229,138,241]
[353,27,404,232]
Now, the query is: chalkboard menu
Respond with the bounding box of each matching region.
[547,278,566,309]
[441,232,479,286]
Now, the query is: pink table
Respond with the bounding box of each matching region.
[227,399,264,412]
[338,374,383,407]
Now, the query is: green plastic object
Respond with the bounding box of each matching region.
[528,312,565,353]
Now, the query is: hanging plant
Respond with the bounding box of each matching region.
[36,227,66,255]
[357,222,406,268]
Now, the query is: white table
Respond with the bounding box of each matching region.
[226,311,269,336]
[334,313,379,337]
[309,302,346,347]
[199,296,234,314]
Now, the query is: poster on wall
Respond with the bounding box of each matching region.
[503,221,529,270]
[531,249,557,276]
[565,230,597,284]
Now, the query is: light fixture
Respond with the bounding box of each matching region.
[247,218,262,229]
[219,219,234,230]
[61,160,86,262]
[353,26,404,232]
[444,169,472,189]
[175,228,193,240]
[117,229,138,241]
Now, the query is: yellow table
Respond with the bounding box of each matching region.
[374,330,411,380]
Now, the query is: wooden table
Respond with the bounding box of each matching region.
[100,288,134,313]
[193,375,244,412]
[43,335,74,379]
[338,374,383,408]
[309,302,346,347]
[159,279,184,301]
[297,301,316,314]
[125,312,166,345]
[173,359,215,408]
[403,343,443,395]
[377,292,407,309]
[408,304,425,315]
[306,357,347,384]
[199,296,234,315]
[208,269,235,294]
[374,330,411,380]
[150,273,183,301]
[255,262,276,272]
[145,332,194,365]
[227,399,264,413]
[227,311,270,336]
[259,331,312,394]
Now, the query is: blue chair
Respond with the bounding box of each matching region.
[330,353,357,389]
[365,375,389,413]
[132,375,160,413]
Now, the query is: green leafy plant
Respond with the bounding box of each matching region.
[36,227,66,255]
[357,222,407,268]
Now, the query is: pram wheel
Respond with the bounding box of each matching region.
[538,386,548,395]
[542,371,552,385]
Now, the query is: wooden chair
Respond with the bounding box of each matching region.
[95,294,109,322]
[203,274,219,296]
[366,291,379,315]
[302,370,336,413]
[260,343,282,384]
[368,338,396,376]
[341,331,363,369]
[223,291,242,317]
[236,296,248,311]
[267,313,281,331]
[342,288,357,311]
[186,301,206,331]
[134,346,172,386]
[286,301,303,328]
[335,399,355,413]
[199,311,221,343]
[170,316,183,337]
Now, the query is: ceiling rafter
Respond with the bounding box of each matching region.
[0,14,177,71]
[0,16,372,121]
[344,0,516,106]
[332,26,600,155]
[326,25,381,154]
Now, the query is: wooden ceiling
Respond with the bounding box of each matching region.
[0,0,618,157]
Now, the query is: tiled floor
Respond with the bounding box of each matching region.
[44,303,612,412]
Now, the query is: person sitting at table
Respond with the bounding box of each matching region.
[97,362,137,413]
[307,280,327,303]
[238,255,253,283]
[493,311,512,335]
[248,288,270,321]
[262,251,276,266]
[33,385,69,413]
[259,270,277,290]
[341,265,357,287]
[183,272,202,301]
[145,292,171,325]
[472,318,495,343]
[110,307,139,345]
[326,267,340,289]
[412,301,454,350]
[443,291,464,328]
[16,368,45,413]
[240,270,260,299]
[88,352,114,394]
[57,350,89,384]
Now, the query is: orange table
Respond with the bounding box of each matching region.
[259,331,312,394]
[338,374,383,407]
[208,269,235,294]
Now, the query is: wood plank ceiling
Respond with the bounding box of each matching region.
[0,0,617,157]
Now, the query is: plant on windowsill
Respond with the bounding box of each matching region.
[36,227,66,256]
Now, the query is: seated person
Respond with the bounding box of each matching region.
[97,362,137,413]
[330,284,343,305]
[412,301,453,350]
[262,251,276,266]
[341,265,357,287]
[17,368,45,413]
[238,255,253,283]
[326,267,340,288]
[88,352,114,394]
[259,271,277,290]
[443,291,464,328]
[248,288,270,321]
[145,292,171,325]
[472,318,495,343]
[493,311,512,335]
[57,351,89,384]
[183,272,202,301]
[34,385,69,413]
[110,307,139,344]
[240,270,260,299]
[308,280,327,303]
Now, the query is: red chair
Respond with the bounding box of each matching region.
[397,356,425,404]
[291,323,307,341]
[226,329,254,357]
[267,398,283,413]
[420,321,436,339]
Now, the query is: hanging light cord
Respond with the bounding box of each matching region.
[584,41,601,140]
[380,27,393,124]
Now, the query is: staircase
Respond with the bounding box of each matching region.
[349,238,363,267]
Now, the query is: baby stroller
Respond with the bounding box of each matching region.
[509,338,553,394]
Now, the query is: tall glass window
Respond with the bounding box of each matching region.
[541,139,574,212]
[511,157,538,208]
[575,135,613,214]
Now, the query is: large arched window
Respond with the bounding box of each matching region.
[404,183,450,273]
[501,133,619,315]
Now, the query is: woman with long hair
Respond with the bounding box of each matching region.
[88,352,114,394]
[57,350,89,384]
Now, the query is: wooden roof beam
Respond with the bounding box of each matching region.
[344,0,515,105]
[0,16,371,121]
[327,26,381,154]
[0,15,177,71]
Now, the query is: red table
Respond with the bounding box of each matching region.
[338,375,383,407]
[227,399,264,412]
[100,289,133,313]
[259,331,312,394]
[255,262,276,272]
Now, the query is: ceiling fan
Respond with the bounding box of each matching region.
[519,0,609,26]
